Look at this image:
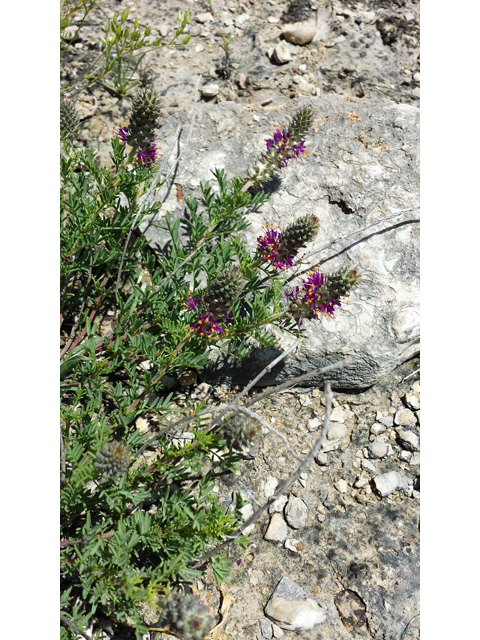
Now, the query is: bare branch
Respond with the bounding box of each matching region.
[232,341,300,406]
[133,357,349,459]
[210,340,301,428]
[401,367,420,384]
[60,426,66,484]
[293,206,420,268]
[190,382,334,567]
[242,357,350,409]
[236,405,302,461]
[60,613,93,640]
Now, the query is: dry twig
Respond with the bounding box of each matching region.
[190,382,334,566]
[60,613,93,640]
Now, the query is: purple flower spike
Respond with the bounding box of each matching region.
[236,559,242,567]
[257,225,296,270]
[285,269,344,323]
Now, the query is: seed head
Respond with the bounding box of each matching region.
[156,590,213,640]
[219,414,262,450]
[95,440,130,479]
[60,97,80,140]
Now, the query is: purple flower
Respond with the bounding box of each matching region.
[264,127,308,169]
[116,126,130,145]
[256,225,295,270]
[285,269,343,322]
[186,296,232,338]
[236,559,242,567]
[133,138,159,165]
[114,126,161,165]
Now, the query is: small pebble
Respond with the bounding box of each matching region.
[368,438,389,459]
[379,415,394,428]
[234,13,250,28]
[285,496,308,529]
[398,450,412,463]
[269,495,288,514]
[361,459,376,474]
[327,422,346,440]
[201,83,219,98]
[413,71,420,82]
[405,393,420,411]
[371,422,387,436]
[410,454,420,467]
[264,476,279,498]
[354,475,369,488]
[195,42,205,53]
[307,417,322,432]
[265,513,288,542]
[195,12,214,23]
[265,577,327,631]
[315,452,330,466]
[396,427,420,452]
[335,479,348,493]
[272,41,292,64]
[282,20,317,45]
[394,408,417,426]
[260,618,273,639]
[373,471,412,497]
[330,406,347,423]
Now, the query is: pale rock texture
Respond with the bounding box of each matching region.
[141,97,420,389]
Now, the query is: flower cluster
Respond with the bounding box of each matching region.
[184,267,245,338]
[60,97,80,140]
[257,215,320,270]
[219,414,262,451]
[187,295,232,338]
[114,125,161,165]
[265,128,308,167]
[257,224,295,270]
[246,105,314,189]
[285,267,360,324]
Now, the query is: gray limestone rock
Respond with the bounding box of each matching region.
[141,97,419,389]
[316,501,419,638]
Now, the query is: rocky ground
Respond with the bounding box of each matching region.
[61,1,420,638]
[142,355,420,640]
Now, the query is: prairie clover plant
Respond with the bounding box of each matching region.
[60,82,359,638]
